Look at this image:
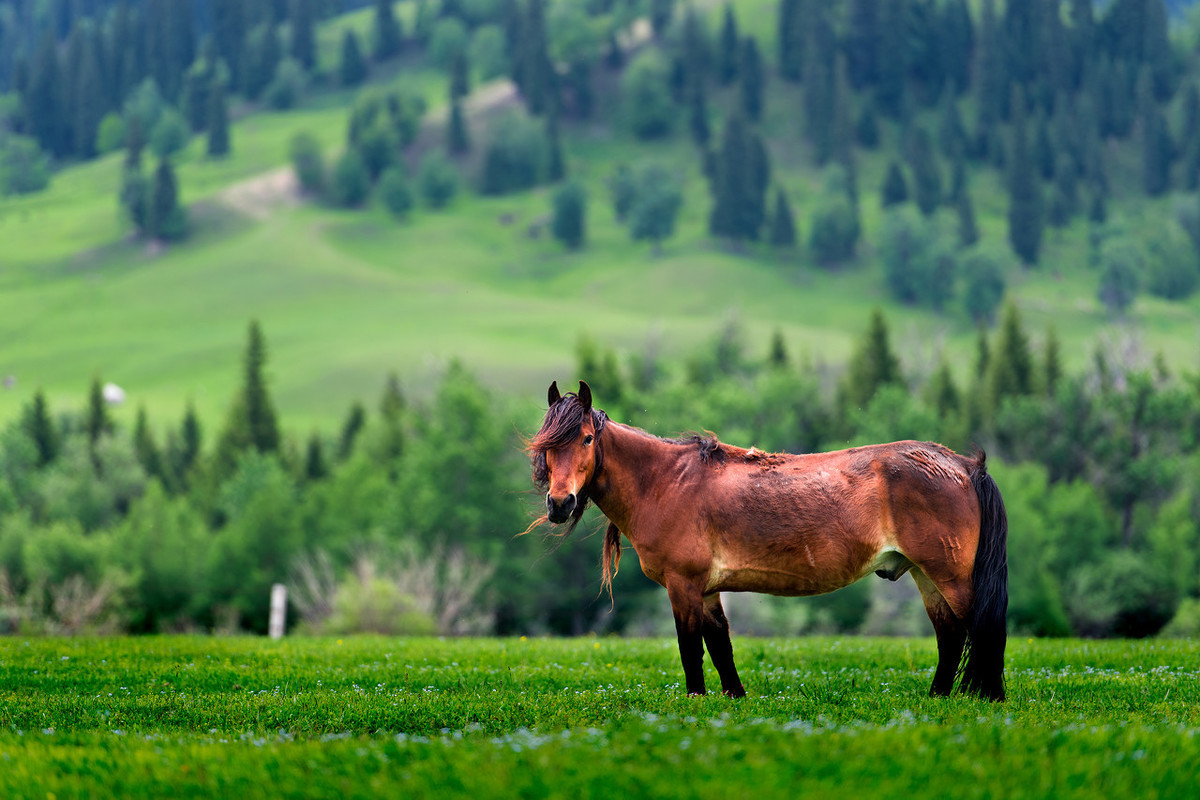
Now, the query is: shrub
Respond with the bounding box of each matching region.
[429,18,469,69]
[289,132,325,195]
[378,166,414,218]
[621,50,674,140]
[879,208,956,309]
[1066,550,1177,638]
[149,108,189,158]
[809,198,859,265]
[264,58,307,110]
[330,150,370,208]
[95,112,127,155]
[0,133,50,195]
[469,24,508,80]
[479,110,545,195]
[551,182,587,250]
[419,150,459,209]
[962,248,1007,323]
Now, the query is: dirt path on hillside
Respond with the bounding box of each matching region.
[215,18,655,220]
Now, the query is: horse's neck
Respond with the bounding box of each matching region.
[591,422,674,532]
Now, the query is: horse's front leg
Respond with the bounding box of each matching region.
[702,594,746,698]
[666,578,706,695]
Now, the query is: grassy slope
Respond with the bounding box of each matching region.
[0,636,1198,798]
[1,2,1198,433]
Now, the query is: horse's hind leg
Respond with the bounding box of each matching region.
[912,570,967,697]
[702,594,746,698]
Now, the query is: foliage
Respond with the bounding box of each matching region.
[329,149,371,208]
[621,50,675,140]
[289,132,325,195]
[377,167,414,218]
[879,208,956,309]
[418,150,460,209]
[264,58,308,110]
[479,110,546,195]
[551,181,587,250]
[0,133,50,195]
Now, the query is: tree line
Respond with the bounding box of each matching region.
[3,309,1199,638]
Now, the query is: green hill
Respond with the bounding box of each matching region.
[2,0,1199,431]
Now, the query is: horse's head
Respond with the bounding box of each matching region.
[527,380,607,526]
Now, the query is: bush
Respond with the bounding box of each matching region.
[551,182,587,250]
[1097,237,1143,315]
[479,110,546,195]
[469,24,509,80]
[95,112,127,155]
[429,18,469,69]
[621,50,674,140]
[149,108,189,158]
[879,208,956,309]
[264,58,307,110]
[809,198,859,265]
[1066,550,1178,638]
[330,150,370,208]
[347,87,426,151]
[962,248,1007,323]
[418,150,459,209]
[378,166,414,218]
[289,132,325,194]
[1144,219,1199,300]
[0,133,50,195]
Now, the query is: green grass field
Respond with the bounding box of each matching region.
[1,636,1198,798]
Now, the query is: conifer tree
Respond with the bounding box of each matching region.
[133,406,166,484]
[220,320,281,460]
[908,128,942,217]
[709,112,770,243]
[450,51,470,100]
[769,329,789,369]
[374,0,403,61]
[447,99,470,154]
[338,402,366,461]
[881,161,908,207]
[768,188,797,249]
[73,29,104,158]
[778,0,806,82]
[289,0,316,70]
[844,308,903,409]
[986,301,1034,413]
[718,4,739,86]
[1007,86,1043,265]
[924,359,961,418]
[689,80,711,146]
[207,76,231,157]
[304,433,328,481]
[148,157,186,241]
[1042,325,1061,397]
[517,0,553,115]
[86,376,113,447]
[551,181,587,250]
[846,0,879,90]
[956,182,980,248]
[546,114,566,181]
[937,89,967,161]
[740,37,764,122]
[1033,113,1055,181]
[341,30,368,87]
[21,389,59,468]
[1139,71,1171,197]
[175,402,202,481]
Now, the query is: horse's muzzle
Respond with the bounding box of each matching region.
[546,492,577,523]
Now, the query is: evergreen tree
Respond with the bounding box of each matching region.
[739,36,764,122]
[148,157,186,241]
[1042,325,1062,397]
[220,320,281,460]
[769,329,789,369]
[717,4,739,86]
[1007,86,1043,265]
[21,389,59,468]
[956,183,980,248]
[1033,113,1055,181]
[450,51,470,100]
[545,114,566,181]
[304,433,328,481]
[908,127,942,217]
[846,0,879,90]
[206,76,231,157]
[338,402,366,460]
[768,188,797,249]
[778,0,806,82]
[987,301,1034,412]
[516,0,553,115]
[881,160,908,207]
[924,359,962,419]
[803,11,836,161]
[551,181,587,250]
[340,29,368,87]
[374,0,404,61]
[133,405,166,484]
[975,0,1006,145]
[1139,70,1171,197]
[86,376,113,447]
[447,99,470,154]
[708,112,769,243]
[213,0,249,83]
[175,401,202,482]
[72,28,105,158]
[121,163,150,233]
[856,104,880,149]
[289,0,316,70]
[937,89,967,161]
[844,308,903,409]
[25,30,65,156]
[688,80,711,146]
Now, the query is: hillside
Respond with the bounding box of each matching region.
[2,0,1200,431]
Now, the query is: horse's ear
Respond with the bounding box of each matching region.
[547,381,562,407]
[578,381,592,412]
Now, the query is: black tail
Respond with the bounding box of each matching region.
[960,452,1008,702]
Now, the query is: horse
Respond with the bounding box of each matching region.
[525,381,1009,701]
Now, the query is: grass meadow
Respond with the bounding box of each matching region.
[0,635,1198,797]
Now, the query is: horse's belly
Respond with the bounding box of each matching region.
[707,542,896,597]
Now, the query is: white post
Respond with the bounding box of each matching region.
[269,583,287,639]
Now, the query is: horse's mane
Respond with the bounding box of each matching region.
[667,433,727,465]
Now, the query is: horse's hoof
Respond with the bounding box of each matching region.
[723,687,747,699]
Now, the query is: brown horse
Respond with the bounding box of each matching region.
[526,381,1008,701]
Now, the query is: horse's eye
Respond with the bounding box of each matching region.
[583,435,594,446]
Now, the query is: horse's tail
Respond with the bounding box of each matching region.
[960,451,1008,702]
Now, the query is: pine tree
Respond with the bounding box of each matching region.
[739,36,764,122]
[856,103,880,149]
[551,181,587,250]
[908,128,942,217]
[121,163,150,233]
[148,157,186,241]
[718,4,739,86]
[986,301,1034,412]
[177,401,202,478]
[447,99,470,154]
[688,79,711,146]
[881,160,908,207]
[21,389,59,468]
[72,28,105,158]
[1042,325,1061,397]
[207,76,231,157]
[956,182,980,248]
[374,0,403,61]
[213,0,249,83]
[25,30,65,156]
[803,11,836,161]
[517,0,553,114]
[240,320,280,455]
[289,0,316,69]
[341,30,368,87]
[768,188,797,249]
[133,405,166,484]
[1033,113,1055,181]
[338,402,366,460]
[1007,86,1043,265]
[937,88,967,161]
[1139,70,1171,197]
[846,0,879,90]
[778,0,806,82]
[86,376,113,447]
[975,0,1006,142]
[924,359,962,418]
[304,433,328,481]
[844,308,903,409]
